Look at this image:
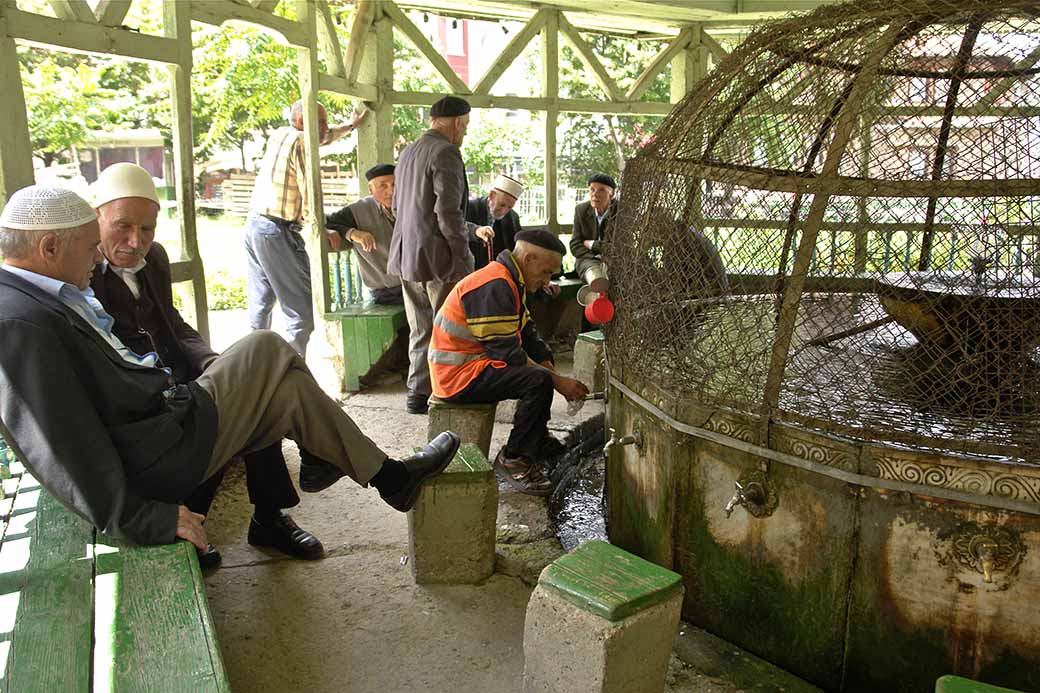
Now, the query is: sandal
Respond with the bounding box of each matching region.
[494,449,552,497]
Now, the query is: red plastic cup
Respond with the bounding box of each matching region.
[585,295,615,324]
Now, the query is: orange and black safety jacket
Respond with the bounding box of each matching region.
[429,250,553,398]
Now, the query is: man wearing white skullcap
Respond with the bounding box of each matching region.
[90,163,339,566]
[0,184,461,551]
[465,174,524,272]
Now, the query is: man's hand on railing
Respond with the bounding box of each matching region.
[326,230,344,252]
[349,229,377,252]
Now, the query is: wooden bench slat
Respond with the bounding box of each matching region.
[95,539,230,692]
[1,487,94,693]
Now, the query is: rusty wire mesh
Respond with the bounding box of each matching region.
[608,0,1040,460]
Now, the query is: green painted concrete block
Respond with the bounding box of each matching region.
[539,539,682,622]
[936,675,1026,693]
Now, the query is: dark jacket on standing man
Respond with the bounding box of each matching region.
[388,129,476,283]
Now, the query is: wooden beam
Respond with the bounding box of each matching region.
[319,74,379,102]
[163,0,209,342]
[0,17,35,204]
[977,42,1040,110]
[557,12,622,102]
[344,0,376,84]
[391,90,674,114]
[356,13,394,181]
[251,0,281,11]
[190,0,306,47]
[5,7,179,64]
[471,8,547,96]
[315,0,345,78]
[699,30,729,63]
[48,0,96,24]
[626,26,693,101]
[93,0,132,27]
[382,1,470,94]
[543,11,559,231]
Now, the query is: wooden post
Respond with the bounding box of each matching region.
[356,8,393,177]
[0,4,35,205]
[543,11,559,233]
[163,0,208,342]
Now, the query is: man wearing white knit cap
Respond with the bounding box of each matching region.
[0,184,461,551]
[466,173,524,272]
[90,163,342,566]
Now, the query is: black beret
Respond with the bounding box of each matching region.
[515,229,566,255]
[430,96,471,118]
[587,173,617,190]
[365,163,395,181]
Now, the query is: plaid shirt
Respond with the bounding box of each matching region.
[250,127,309,223]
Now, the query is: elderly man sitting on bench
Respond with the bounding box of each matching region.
[0,185,459,550]
[429,229,588,496]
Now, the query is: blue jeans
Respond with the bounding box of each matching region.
[244,213,314,357]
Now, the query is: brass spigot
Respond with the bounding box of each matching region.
[972,537,999,584]
[724,480,766,518]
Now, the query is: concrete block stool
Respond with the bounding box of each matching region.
[523,539,683,693]
[935,676,1025,693]
[407,443,498,584]
[572,330,605,393]
[427,396,497,458]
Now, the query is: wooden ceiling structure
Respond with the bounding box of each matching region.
[0,0,834,378]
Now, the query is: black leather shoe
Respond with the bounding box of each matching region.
[247,512,324,560]
[196,543,222,571]
[382,431,460,511]
[299,454,345,493]
[406,393,429,414]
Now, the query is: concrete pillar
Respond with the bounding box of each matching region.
[427,397,497,458]
[523,540,683,693]
[407,443,498,584]
[573,330,605,393]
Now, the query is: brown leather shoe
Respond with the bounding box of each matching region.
[494,449,552,497]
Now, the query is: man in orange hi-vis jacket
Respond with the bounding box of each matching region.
[429,229,589,496]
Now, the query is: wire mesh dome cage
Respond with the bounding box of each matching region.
[609,0,1040,462]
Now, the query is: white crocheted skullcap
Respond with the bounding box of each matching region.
[93,162,159,207]
[0,185,97,231]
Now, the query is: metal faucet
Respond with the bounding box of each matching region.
[973,538,999,583]
[724,480,766,518]
[603,427,642,456]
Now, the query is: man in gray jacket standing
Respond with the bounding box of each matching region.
[388,96,491,414]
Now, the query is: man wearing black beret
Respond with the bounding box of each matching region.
[428,231,589,496]
[326,163,403,305]
[570,172,618,279]
[388,96,493,414]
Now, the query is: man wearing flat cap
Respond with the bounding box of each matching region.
[90,163,337,567]
[0,185,461,558]
[466,174,524,272]
[326,163,403,305]
[570,172,618,279]
[429,230,589,496]
[389,95,493,414]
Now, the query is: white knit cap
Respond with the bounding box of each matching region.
[492,174,524,200]
[0,185,97,231]
[93,162,160,207]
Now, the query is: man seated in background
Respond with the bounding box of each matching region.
[429,230,588,496]
[570,173,618,280]
[325,163,403,305]
[0,184,460,557]
[89,163,346,565]
[466,174,524,272]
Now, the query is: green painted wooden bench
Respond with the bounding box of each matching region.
[0,453,229,692]
[935,675,1025,693]
[326,302,407,392]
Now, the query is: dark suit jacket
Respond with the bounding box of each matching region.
[570,199,618,276]
[0,269,217,545]
[466,196,522,271]
[90,243,217,384]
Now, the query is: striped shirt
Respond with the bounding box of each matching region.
[250,127,309,223]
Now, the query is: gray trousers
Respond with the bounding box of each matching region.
[196,331,386,485]
[244,213,314,357]
[401,278,456,397]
